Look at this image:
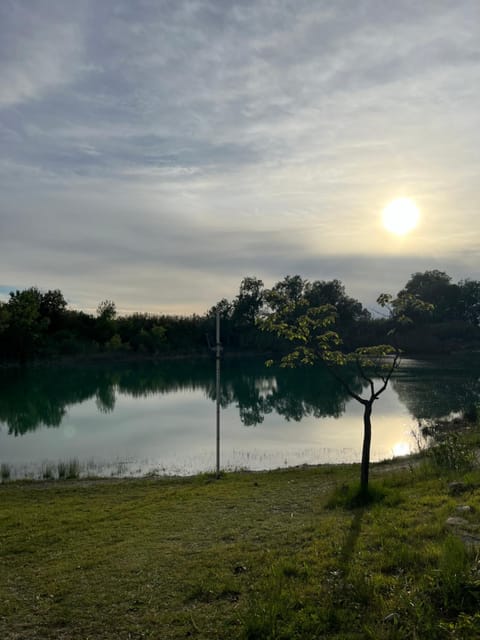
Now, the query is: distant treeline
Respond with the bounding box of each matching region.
[0,270,479,363]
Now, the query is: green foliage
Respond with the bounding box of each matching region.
[105,333,124,351]
[55,459,81,480]
[1,462,11,481]
[42,463,55,480]
[242,563,291,640]
[259,284,399,381]
[325,482,392,509]
[96,299,117,320]
[1,270,480,363]
[458,279,480,326]
[66,458,81,479]
[57,460,67,479]
[135,324,167,354]
[435,536,473,612]
[439,612,480,639]
[233,276,265,326]
[2,288,46,361]
[259,278,406,491]
[427,432,477,473]
[377,290,434,327]
[259,297,339,361]
[0,302,10,333]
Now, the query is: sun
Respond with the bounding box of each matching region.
[392,441,411,457]
[382,198,420,235]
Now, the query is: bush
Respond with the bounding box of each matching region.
[427,433,476,473]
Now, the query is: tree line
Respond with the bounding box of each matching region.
[0,269,479,363]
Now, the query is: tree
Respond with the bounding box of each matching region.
[4,288,48,362]
[232,276,264,327]
[96,300,117,346]
[230,277,266,349]
[0,302,9,334]
[96,300,116,321]
[305,279,371,346]
[399,270,459,322]
[458,279,480,326]
[264,275,307,313]
[39,289,67,331]
[208,298,233,321]
[260,282,430,493]
[377,290,434,327]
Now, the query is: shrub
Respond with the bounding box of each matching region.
[427,432,476,473]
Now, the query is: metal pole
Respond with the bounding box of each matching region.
[215,309,221,478]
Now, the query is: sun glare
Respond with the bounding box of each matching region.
[382,198,420,235]
[392,442,411,457]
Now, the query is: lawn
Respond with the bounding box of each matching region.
[1,457,480,639]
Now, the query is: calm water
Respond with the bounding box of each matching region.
[1,355,479,479]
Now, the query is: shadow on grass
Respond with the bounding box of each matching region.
[325,483,387,510]
[339,508,364,573]
[326,483,386,575]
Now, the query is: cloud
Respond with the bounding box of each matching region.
[0,1,479,314]
[0,1,86,107]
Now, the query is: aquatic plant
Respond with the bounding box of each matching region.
[1,462,11,481]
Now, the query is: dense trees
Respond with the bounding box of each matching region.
[0,288,66,362]
[388,270,480,328]
[458,279,480,326]
[0,270,479,363]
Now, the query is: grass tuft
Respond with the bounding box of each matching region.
[66,458,81,479]
[1,462,11,482]
[325,482,388,510]
[57,460,67,479]
[42,463,55,480]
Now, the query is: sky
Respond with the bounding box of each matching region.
[1,0,479,316]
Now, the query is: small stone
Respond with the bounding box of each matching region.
[446,516,469,527]
[448,482,471,495]
[456,505,474,514]
[459,533,480,549]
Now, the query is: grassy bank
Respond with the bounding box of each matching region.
[2,455,480,639]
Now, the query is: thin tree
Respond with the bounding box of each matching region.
[260,289,432,493]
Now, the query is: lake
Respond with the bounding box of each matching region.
[1,355,479,479]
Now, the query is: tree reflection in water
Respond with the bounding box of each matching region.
[392,357,480,421]
[0,356,479,437]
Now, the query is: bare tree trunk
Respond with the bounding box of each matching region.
[360,401,373,492]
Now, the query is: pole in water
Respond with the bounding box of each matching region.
[215,309,221,479]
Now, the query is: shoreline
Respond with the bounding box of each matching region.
[0,452,419,488]
[1,344,479,370]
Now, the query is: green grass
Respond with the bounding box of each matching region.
[1,460,480,639]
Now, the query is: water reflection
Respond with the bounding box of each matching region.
[392,357,480,421]
[1,356,479,477]
[0,359,362,435]
[1,357,479,438]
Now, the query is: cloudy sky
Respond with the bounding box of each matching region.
[1,0,479,315]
